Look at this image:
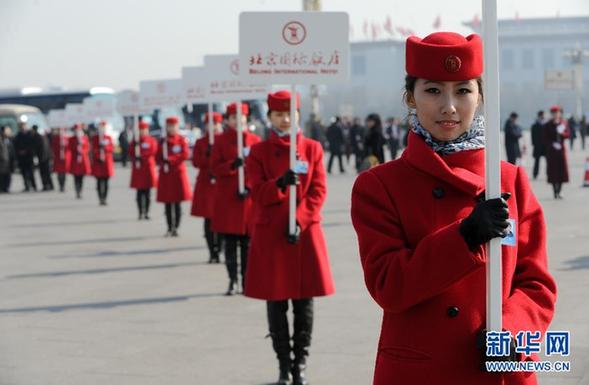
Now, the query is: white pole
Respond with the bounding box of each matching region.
[289,84,297,236]
[161,124,169,173]
[482,0,502,332]
[99,125,105,162]
[208,102,214,146]
[59,128,65,160]
[236,102,245,194]
[133,116,141,169]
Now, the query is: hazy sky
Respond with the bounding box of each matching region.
[1,0,587,91]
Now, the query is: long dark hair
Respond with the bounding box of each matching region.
[365,113,383,135]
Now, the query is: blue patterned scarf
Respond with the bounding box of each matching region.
[409,114,486,156]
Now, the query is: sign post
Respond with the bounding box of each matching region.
[482,0,502,333]
[116,90,144,169]
[239,11,349,238]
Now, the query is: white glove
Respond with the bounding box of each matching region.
[552,142,562,150]
[557,124,566,135]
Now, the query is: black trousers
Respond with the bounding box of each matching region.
[552,183,563,198]
[18,160,36,191]
[136,189,151,216]
[164,202,181,231]
[224,234,249,283]
[532,155,544,179]
[39,161,53,190]
[74,175,84,197]
[0,173,11,193]
[267,299,314,363]
[57,173,66,191]
[327,152,344,173]
[96,177,109,202]
[204,218,221,261]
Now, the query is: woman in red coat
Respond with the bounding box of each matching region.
[543,105,570,199]
[351,32,557,385]
[210,103,261,295]
[245,91,335,385]
[68,124,91,199]
[156,116,192,237]
[51,127,71,192]
[129,121,158,219]
[191,112,224,263]
[91,120,115,206]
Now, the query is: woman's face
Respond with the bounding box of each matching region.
[407,79,481,141]
[166,123,179,135]
[226,114,247,129]
[269,110,300,132]
[365,119,375,129]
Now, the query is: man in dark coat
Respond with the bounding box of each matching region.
[119,129,129,167]
[531,110,546,180]
[0,126,16,193]
[349,117,365,173]
[504,112,522,165]
[32,125,54,191]
[13,120,37,192]
[543,106,570,199]
[326,116,345,174]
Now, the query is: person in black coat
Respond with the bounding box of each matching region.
[0,126,16,193]
[32,125,54,191]
[363,113,386,164]
[504,112,522,165]
[13,121,38,192]
[531,110,546,180]
[119,129,129,167]
[349,117,365,173]
[326,116,345,174]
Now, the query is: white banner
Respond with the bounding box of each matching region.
[182,66,209,104]
[204,54,268,101]
[65,103,88,125]
[47,109,68,127]
[545,70,574,90]
[139,79,184,110]
[116,90,145,116]
[83,97,117,121]
[239,12,350,84]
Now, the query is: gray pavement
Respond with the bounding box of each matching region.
[1,142,588,385]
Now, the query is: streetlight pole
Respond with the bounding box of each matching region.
[564,42,589,118]
[303,0,321,118]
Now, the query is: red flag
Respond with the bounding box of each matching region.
[432,15,441,29]
[472,13,480,29]
[363,19,368,38]
[396,26,406,36]
[372,22,380,40]
[384,15,394,36]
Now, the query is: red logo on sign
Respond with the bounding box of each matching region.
[444,55,462,73]
[282,21,306,45]
[156,82,166,93]
[230,59,240,75]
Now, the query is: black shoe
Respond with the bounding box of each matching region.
[291,361,308,385]
[277,359,293,385]
[144,214,151,220]
[138,213,143,220]
[225,280,238,296]
[171,229,179,237]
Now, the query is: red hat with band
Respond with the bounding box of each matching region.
[406,32,483,81]
[226,103,249,117]
[204,112,223,124]
[139,121,150,130]
[267,90,300,112]
[165,116,179,125]
[550,105,562,113]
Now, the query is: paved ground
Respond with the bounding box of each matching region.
[0,140,588,385]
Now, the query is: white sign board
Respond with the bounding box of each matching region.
[65,103,87,125]
[83,97,117,121]
[204,55,268,101]
[117,90,145,116]
[182,66,209,103]
[239,12,349,84]
[545,70,574,90]
[47,109,67,127]
[139,79,184,110]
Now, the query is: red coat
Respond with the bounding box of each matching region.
[190,133,220,218]
[129,135,158,189]
[351,132,557,385]
[244,132,335,301]
[91,134,114,178]
[51,135,71,173]
[68,135,91,176]
[543,120,570,184]
[210,128,261,235]
[156,134,192,203]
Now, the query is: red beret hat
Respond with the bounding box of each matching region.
[406,32,483,81]
[139,121,150,129]
[204,112,223,124]
[226,103,249,117]
[267,90,300,112]
[165,116,179,125]
[550,105,562,113]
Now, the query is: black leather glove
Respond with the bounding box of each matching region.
[476,329,518,372]
[276,169,299,192]
[459,192,511,251]
[238,188,249,200]
[287,224,301,244]
[231,157,244,169]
